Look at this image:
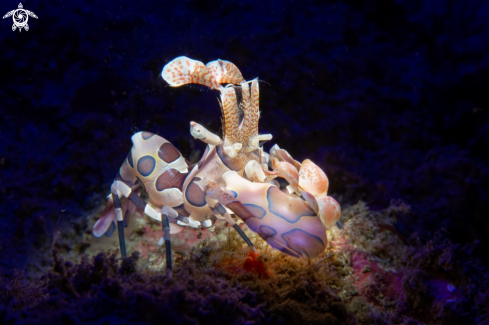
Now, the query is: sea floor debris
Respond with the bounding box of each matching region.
[1,200,488,324]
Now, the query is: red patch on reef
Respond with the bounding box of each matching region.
[241,251,269,279]
[351,252,403,307]
[222,251,269,279]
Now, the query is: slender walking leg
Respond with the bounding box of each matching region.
[207,196,257,253]
[112,192,127,257]
[161,212,172,272]
[114,181,177,272]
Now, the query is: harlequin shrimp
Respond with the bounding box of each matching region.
[92,56,341,272]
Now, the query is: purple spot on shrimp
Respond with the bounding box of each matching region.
[243,203,266,219]
[141,131,155,140]
[257,225,277,239]
[158,142,181,163]
[137,155,156,177]
[185,177,206,207]
[156,169,187,191]
[281,228,325,258]
[263,236,300,258]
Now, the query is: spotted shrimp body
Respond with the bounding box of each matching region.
[93,56,341,271]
